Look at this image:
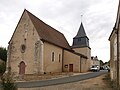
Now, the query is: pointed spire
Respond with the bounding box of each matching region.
[72,21,89,48]
[75,22,87,38]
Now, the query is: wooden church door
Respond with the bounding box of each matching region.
[19,61,26,75]
[69,64,73,72]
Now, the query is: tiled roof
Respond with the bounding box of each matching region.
[26,10,71,50]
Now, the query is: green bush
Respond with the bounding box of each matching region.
[1,74,17,90]
[0,47,7,62]
[0,62,6,74]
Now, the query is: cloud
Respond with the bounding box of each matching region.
[0,0,119,62]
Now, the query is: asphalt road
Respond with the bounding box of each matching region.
[17,70,108,88]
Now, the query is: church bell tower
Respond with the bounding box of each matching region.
[72,22,90,48]
[72,22,91,71]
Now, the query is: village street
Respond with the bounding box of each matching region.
[17,70,109,90]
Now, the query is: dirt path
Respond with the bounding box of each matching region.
[18,73,113,90]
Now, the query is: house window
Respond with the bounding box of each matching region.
[52,52,54,62]
[59,54,61,62]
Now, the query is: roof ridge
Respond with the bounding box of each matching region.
[25,9,64,35]
[24,9,71,50]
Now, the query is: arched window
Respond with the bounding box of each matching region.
[52,52,54,62]
[59,54,61,63]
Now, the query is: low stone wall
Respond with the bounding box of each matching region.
[16,72,73,82]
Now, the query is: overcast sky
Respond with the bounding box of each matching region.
[0,0,119,62]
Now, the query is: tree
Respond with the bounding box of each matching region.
[104,62,108,65]
[100,60,104,66]
[0,47,7,62]
[0,62,6,74]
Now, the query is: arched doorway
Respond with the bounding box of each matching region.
[19,61,26,75]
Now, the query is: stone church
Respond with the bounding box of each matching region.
[6,9,91,76]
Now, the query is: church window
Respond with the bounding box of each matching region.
[24,30,28,39]
[52,52,54,62]
[59,54,61,62]
[21,44,26,53]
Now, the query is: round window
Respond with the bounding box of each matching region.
[21,44,26,53]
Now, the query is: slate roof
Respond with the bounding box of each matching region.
[72,22,90,48]
[75,22,87,38]
[26,10,71,50]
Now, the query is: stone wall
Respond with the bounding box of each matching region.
[8,11,41,75]
[43,42,63,73]
[73,47,91,72]
[63,50,80,72]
